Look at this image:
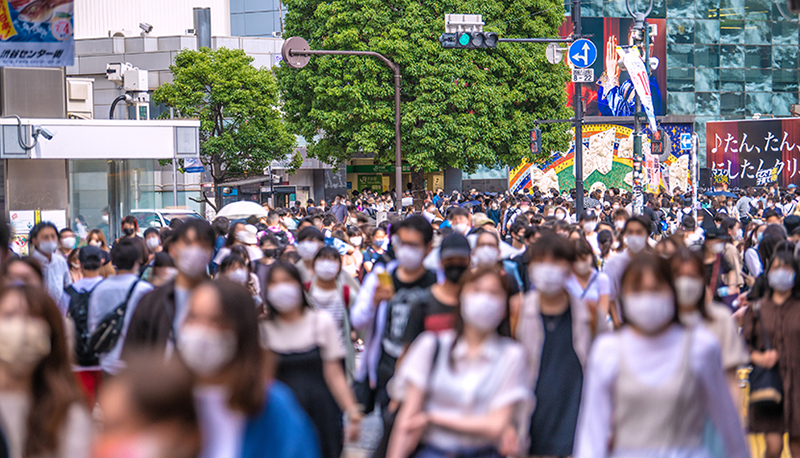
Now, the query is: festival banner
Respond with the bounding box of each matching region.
[0,0,73,67]
[707,118,800,188]
[617,46,656,132]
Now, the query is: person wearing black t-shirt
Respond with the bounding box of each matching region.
[403,233,471,344]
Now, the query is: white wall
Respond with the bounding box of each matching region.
[75,0,230,39]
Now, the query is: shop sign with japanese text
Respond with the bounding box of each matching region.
[0,0,73,68]
[707,118,800,188]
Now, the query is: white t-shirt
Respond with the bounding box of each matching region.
[194,386,245,458]
[260,309,346,361]
[566,271,610,304]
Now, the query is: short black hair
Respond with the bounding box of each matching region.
[29,222,58,241]
[447,207,469,220]
[174,219,215,249]
[322,214,337,227]
[297,226,324,242]
[143,227,159,238]
[764,210,780,220]
[211,217,230,238]
[122,215,138,227]
[111,238,142,271]
[394,215,433,245]
[59,228,74,237]
[527,233,577,263]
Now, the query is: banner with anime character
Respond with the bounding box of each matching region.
[707,118,800,188]
[559,17,666,118]
[0,0,73,67]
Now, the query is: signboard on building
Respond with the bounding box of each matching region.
[357,174,382,191]
[0,0,74,67]
[707,118,800,188]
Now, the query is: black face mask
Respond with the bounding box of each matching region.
[443,264,469,284]
[122,227,135,236]
[263,248,279,258]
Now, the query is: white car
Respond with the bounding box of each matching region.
[131,209,205,234]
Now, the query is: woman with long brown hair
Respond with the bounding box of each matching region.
[175,278,320,458]
[387,266,529,458]
[0,284,92,458]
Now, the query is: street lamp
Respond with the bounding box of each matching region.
[281,37,403,216]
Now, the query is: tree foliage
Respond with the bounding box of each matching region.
[276,0,572,173]
[154,47,296,210]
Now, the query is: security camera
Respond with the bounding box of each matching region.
[33,126,54,141]
[139,23,153,34]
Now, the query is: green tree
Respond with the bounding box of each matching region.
[276,0,572,181]
[154,47,296,210]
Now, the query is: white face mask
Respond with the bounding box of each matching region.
[452,223,470,235]
[268,282,304,313]
[38,240,59,255]
[733,229,743,242]
[227,268,249,285]
[574,259,593,276]
[102,215,110,223]
[583,221,597,233]
[162,267,178,281]
[461,292,506,332]
[555,212,566,221]
[89,240,103,248]
[177,325,237,377]
[176,246,211,278]
[314,259,340,281]
[615,220,626,231]
[473,246,500,266]
[674,275,705,308]
[60,237,75,250]
[297,241,320,261]
[0,316,51,377]
[245,245,264,262]
[622,292,675,333]
[235,231,251,244]
[625,235,647,253]
[146,237,160,251]
[768,268,796,292]
[395,245,425,270]
[350,236,362,247]
[529,262,568,296]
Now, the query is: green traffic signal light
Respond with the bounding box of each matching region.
[458,33,471,47]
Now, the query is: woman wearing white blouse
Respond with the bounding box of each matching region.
[387,267,530,458]
[574,253,749,458]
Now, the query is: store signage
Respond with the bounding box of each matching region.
[0,0,74,67]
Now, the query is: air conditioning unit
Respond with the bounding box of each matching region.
[66,77,94,119]
[108,29,130,38]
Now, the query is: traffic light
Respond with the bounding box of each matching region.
[651,127,668,157]
[530,128,542,155]
[439,32,498,49]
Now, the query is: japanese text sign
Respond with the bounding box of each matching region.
[0,0,73,68]
[707,118,800,188]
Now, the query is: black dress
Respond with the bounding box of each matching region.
[274,318,343,458]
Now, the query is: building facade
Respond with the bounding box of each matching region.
[230,0,287,37]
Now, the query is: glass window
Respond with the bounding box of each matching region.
[744,20,771,44]
[773,69,800,92]
[772,21,799,45]
[720,44,745,67]
[695,44,720,67]
[696,92,720,116]
[745,68,772,91]
[772,1,798,21]
[719,0,745,20]
[744,45,772,68]
[720,68,746,91]
[720,20,745,43]
[744,0,771,20]
[651,0,667,18]
[667,0,695,19]
[696,68,720,91]
[745,92,773,115]
[668,19,695,43]
[695,20,721,43]
[696,0,720,19]
[773,93,799,115]
[668,68,696,92]
[581,0,602,18]
[668,43,694,67]
[773,45,799,69]
[604,0,629,18]
[668,92,696,114]
[720,92,746,115]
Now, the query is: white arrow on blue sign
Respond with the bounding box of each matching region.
[568,39,597,68]
[680,132,692,150]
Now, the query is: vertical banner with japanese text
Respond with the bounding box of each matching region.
[707,118,800,188]
[0,0,73,67]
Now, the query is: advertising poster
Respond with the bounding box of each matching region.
[510,123,692,194]
[0,0,73,67]
[559,17,666,118]
[707,118,800,188]
[9,210,34,255]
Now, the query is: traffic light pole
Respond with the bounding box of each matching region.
[628,0,654,216]
[572,0,585,218]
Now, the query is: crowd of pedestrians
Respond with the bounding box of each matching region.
[2,181,800,458]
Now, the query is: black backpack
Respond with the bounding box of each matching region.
[273,230,290,247]
[89,280,140,355]
[65,281,103,367]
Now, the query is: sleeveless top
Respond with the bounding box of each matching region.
[613,331,705,452]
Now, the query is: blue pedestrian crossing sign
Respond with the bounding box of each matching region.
[680,133,692,150]
[568,39,597,68]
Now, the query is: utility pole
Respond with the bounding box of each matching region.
[627,0,654,215]
[572,0,585,218]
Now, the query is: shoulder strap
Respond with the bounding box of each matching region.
[342,285,350,308]
[580,272,598,300]
[119,279,140,312]
[710,254,722,292]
